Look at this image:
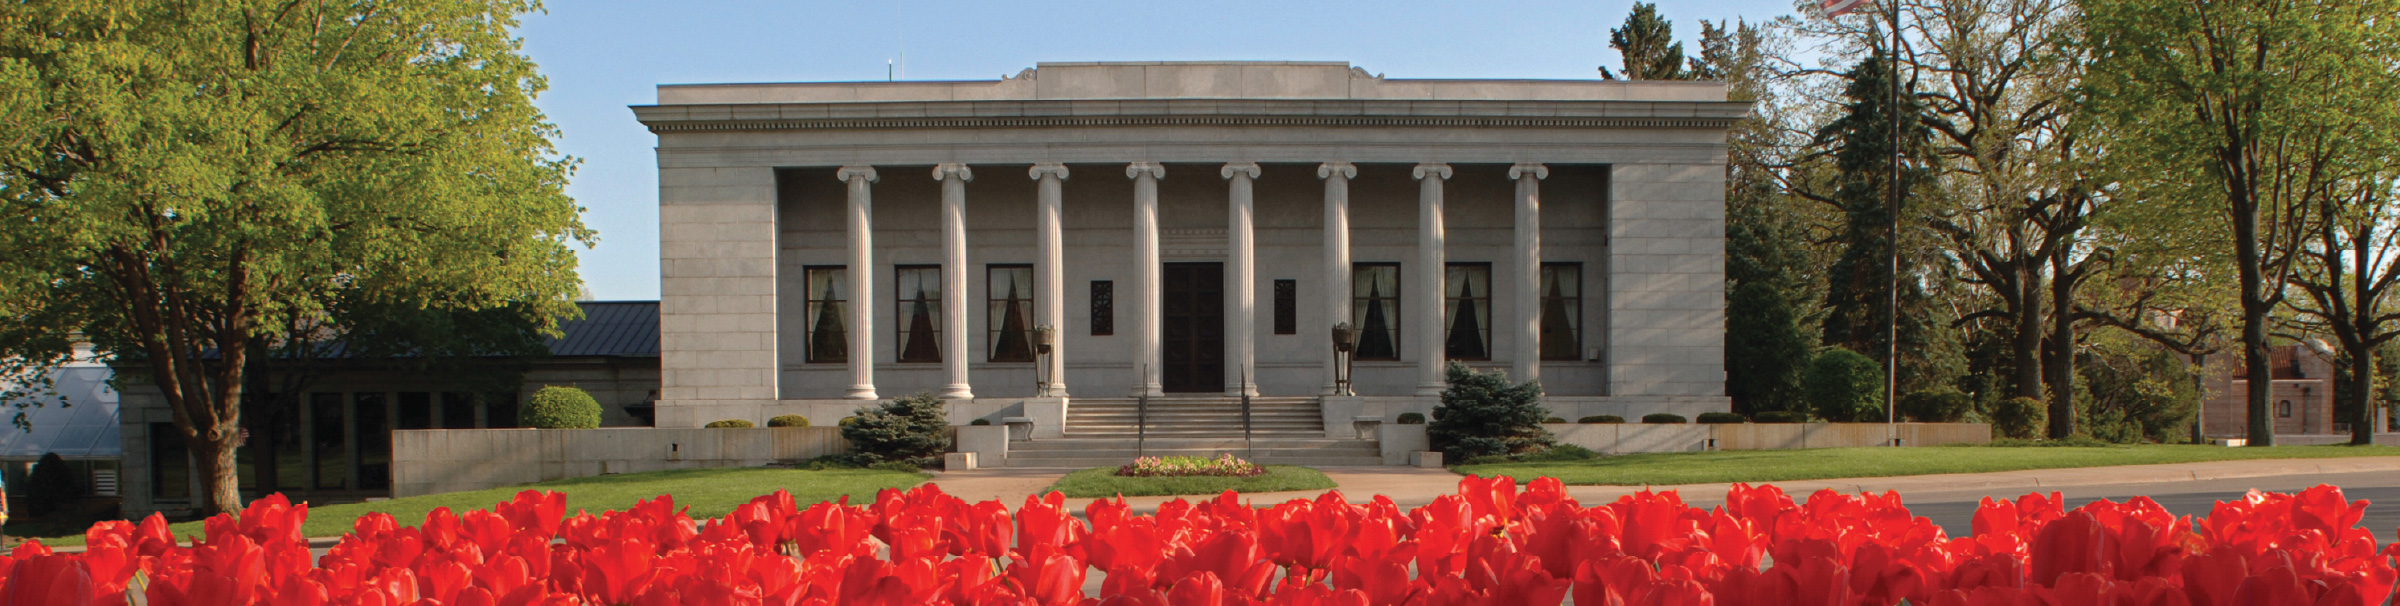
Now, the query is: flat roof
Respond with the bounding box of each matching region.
[657,61,1728,105]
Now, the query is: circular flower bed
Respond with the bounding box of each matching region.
[1114,453,1268,478]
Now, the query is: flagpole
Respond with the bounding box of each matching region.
[1883,0,1903,446]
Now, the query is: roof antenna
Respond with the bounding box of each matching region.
[892,0,906,80]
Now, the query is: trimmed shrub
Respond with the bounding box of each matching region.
[1991,396,2048,440]
[1543,417,1568,424]
[838,416,861,427]
[1899,388,1974,423]
[1696,412,1747,424]
[969,418,992,426]
[25,452,83,516]
[705,419,754,428]
[1754,411,1809,424]
[1578,415,1625,424]
[767,415,810,428]
[524,386,602,429]
[1806,348,1886,423]
[1427,363,1556,463]
[1642,413,1689,424]
[842,393,954,467]
[1395,413,1426,425]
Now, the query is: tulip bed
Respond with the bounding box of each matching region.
[1,476,2393,605]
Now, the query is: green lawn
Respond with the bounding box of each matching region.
[1046,465,1338,498]
[1455,444,2400,486]
[18,466,927,548]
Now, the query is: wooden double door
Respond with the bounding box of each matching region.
[1161,262,1224,393]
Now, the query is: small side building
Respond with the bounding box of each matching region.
[2199,343,2337,438]
[0,353,124,505]
[116,301,663,518]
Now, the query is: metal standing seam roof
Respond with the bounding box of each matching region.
[545,301,660,358]
[0,365,122,460]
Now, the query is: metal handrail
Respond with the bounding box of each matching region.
[1241,367,1254,459]
[1136,363,1148,458]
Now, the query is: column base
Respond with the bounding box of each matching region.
[1129,384,1163,398]
[845,386,879,400]
[1415,382,1447,397]
[1040,383,1069,398]
[940,385,975,400]
[1226,385,1260,397]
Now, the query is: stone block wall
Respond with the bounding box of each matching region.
[658,165,782,427]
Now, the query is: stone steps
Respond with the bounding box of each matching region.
[1001,437,1384,469]
[1064,397,1325,439]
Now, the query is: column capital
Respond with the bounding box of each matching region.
[1028,162,1071,180]
[1126,162,1166,180]
[1220,162,1261,180]
[1317,161,1357,180]
[1412,162,1453,180]
[836,165,879,183]
[932,162,973,182]
[1509,162,1550,180]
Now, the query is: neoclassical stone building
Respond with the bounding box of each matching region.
[635,62,1741,439]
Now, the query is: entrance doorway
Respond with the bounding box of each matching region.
[1162,262,1225,393]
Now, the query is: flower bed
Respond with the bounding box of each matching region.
[0,477,2392,605]
[1114,453,1267,477]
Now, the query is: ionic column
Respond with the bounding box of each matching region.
[1414,162,1453,396]
[1318,162,1356,395]
[1128,162,1167,397]
[1223,162,1261,396]
[836,166,880,400]
[1029,162,1071,397]
[934,163,975,400]
[1510,163,1549,385]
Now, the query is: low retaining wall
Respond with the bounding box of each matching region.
[391,427,848,498]
[1546,422,1991,453]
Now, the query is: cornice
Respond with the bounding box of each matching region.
[634,99,1750,134]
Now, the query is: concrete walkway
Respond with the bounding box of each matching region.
[926,456,2400,512]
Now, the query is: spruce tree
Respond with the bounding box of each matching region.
[1814,51,1956,394]
[1427,363,1555,462]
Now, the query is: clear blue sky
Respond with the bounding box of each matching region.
[519,0,1801,301]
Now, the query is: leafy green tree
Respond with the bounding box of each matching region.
[1806,348,1886,423]
[0,0,589,514]
[1427,363,1554,462]
[843,393,953,467]
[2075,343,2199,443]
[1708,19,1820,416]
[2083,0,2400,446]
[1602,2,1689,80]
[2285,175,2400,445]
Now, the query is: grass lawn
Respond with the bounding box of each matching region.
[1045,465,1338,498]
[16,466,927,548]
[1455,444,2400,486]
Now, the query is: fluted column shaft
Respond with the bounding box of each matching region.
[1414,163,1453,396]
[935,163,975,399]
[1319,162,1356,394]
[1223,162,1261,396]
[1030,163,1071,397]
[1128,163,1167,397]
[837,166,880,399]
[1511,163,1549,384]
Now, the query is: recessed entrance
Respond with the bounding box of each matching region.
[1162,262,1225,393]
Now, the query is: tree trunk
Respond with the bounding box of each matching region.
[189,424,244,516]
[2350,342,2376,445]
[2243,318,2275,446]
[2014,273,2046,403]
[2045,248,2076,439]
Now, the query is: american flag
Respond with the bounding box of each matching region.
[1824,0,1868,16]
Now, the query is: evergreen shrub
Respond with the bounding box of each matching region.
[705,419,754,428]
[1807,348,1886,422]
[1754,411,1809,424]
[1395,413,1426,425]
[1900,388,1973,423]
[1642,413,1689,424]
[767,415,810,428]
[25,452,82,516]
[1579,415,1625,424]
[524,386,601,429]
[1991,396,2048,440]
[1427,363,1556,462]
[842,393,953,467]
[1696,412,1747,424]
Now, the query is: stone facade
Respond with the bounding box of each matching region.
[637,61,1743,427]
[2200,344,2338,438]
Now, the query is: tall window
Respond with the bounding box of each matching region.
[441,392,477,429]
[804,266,849,363]
[1090,280,1114,335]
[487,392,520,429]
[149,422,189,500]
[356,393,389,491]
[1540,263,1584,361]
[311,392,347,490]
[1352,263,1401,360]
[896,265,943,363]
[1444,263,1492,360]
[988,264,1036,362]
[1274,280,1297,335]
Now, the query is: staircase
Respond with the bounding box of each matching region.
[999,396,1387,468]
